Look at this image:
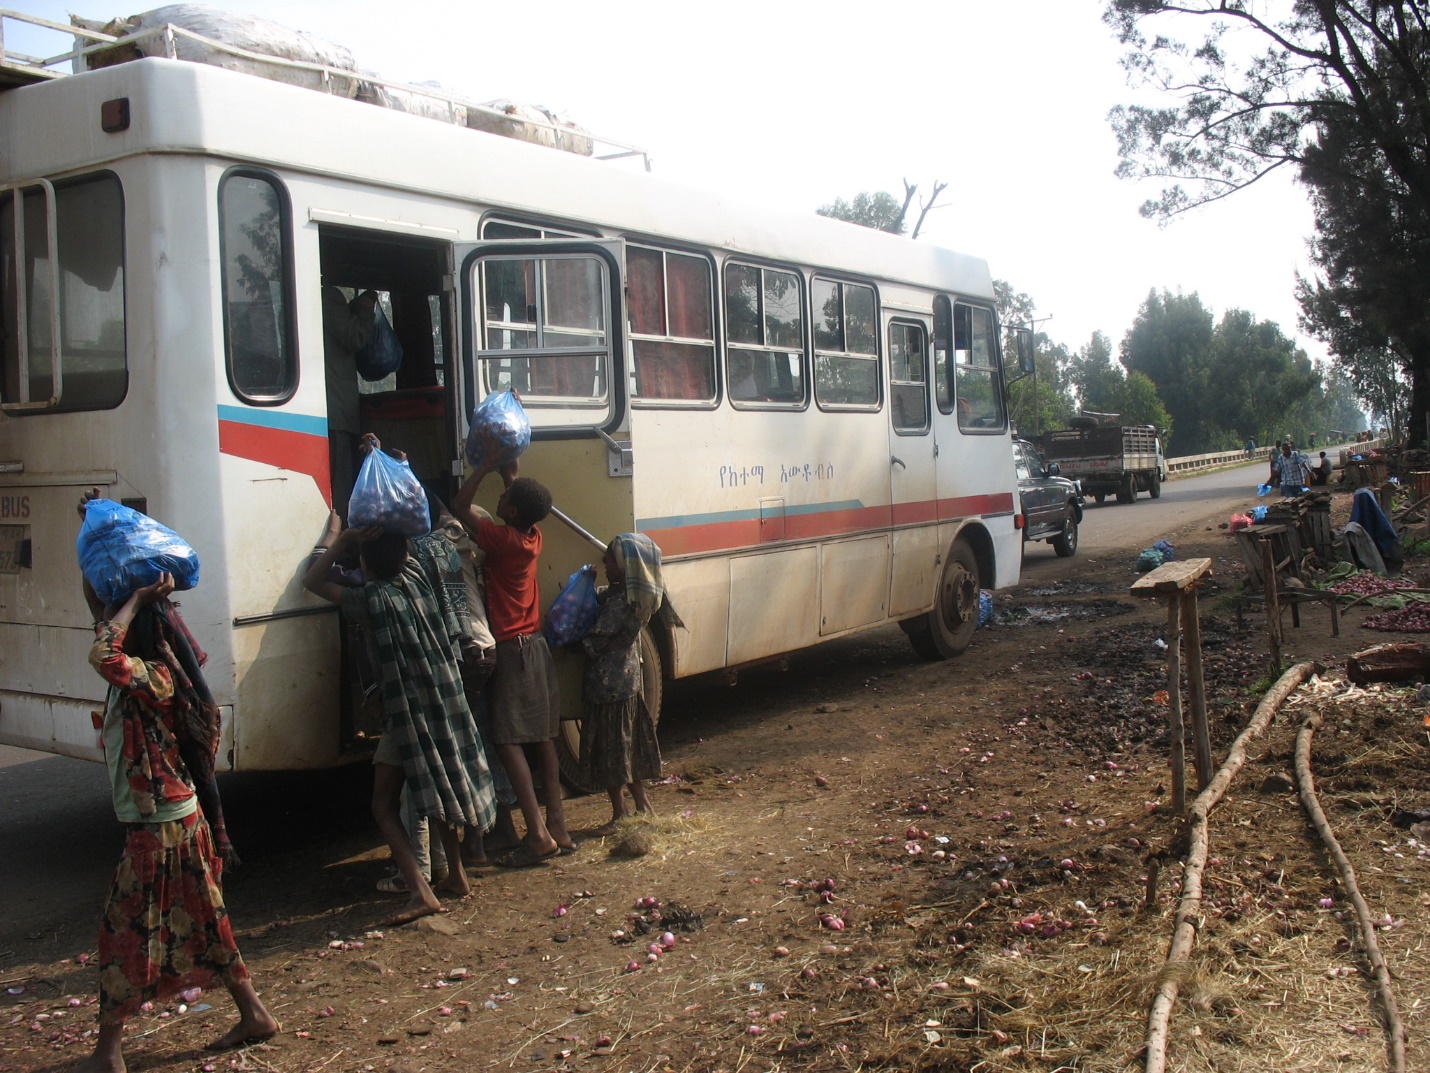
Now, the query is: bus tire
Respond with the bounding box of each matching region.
[556,626,664,793]
[1116,475,1136,504]
[1148,472,1162,498]
[903,537,981,661]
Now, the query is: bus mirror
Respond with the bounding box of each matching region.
[1015,328,1036,375]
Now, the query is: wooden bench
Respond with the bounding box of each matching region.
[1131,558,1214,812]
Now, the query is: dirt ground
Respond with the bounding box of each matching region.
[4,488,1430,1073]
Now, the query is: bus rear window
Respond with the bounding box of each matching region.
[628,245,715,405]
[1,173,126,413]
[220,170,295,403]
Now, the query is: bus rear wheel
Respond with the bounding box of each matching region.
[1116,475,1136,504]
[557,626,664,793]
[903,537,981,661]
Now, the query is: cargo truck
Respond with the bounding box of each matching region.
[1035,415,1166,505]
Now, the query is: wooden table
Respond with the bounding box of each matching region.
[1131,558,1214,812]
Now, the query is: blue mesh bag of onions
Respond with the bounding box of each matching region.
[77,499,201,605]
[544,564,599,648]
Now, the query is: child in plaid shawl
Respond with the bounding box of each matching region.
[305,524,495,925]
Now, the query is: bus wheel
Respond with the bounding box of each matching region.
[557,626,664,792]
[903,537,981,661]
[1148,473,1162,498]
[1116,475,1136,504]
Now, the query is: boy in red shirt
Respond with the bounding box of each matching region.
[453,461,573,865]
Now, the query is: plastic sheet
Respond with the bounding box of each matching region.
[77,499,200,605]
[349,449,430,537]
[465,390,531,471]
[544,565,599,648]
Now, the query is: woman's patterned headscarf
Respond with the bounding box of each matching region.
[608,533,683,628]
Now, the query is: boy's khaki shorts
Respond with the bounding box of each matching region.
[490,633,560,745]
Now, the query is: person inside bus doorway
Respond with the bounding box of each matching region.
[321,285,378,517]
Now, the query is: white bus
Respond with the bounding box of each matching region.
[0,16,1024,784]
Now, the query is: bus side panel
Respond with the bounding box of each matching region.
[728,547,819,664]
[230,617,341,769]
[659,558,729,676]
[819,536,890,635]
[889,525,940,617]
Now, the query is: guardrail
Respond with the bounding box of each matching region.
[1165,440,1383,477]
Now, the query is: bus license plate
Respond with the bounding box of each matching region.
[0,525,25,573]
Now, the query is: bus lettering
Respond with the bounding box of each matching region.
[0,495,30,519]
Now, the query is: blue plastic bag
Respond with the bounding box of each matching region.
[1257,483,1273,497]
[1153,539,1175,562]
[1251,504,1269,522]
[465,390,531,470]
[349,448,430,537]
[355,305,403,381]
[77,499,200,606]
[977,590,993,629]
[544,564,599,648]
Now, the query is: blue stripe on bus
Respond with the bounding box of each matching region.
[638,499,866,531]
[216,405,328,438]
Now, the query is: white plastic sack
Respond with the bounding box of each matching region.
[356,76,468,125]
[75,5,359,96]
[468,99,594,156]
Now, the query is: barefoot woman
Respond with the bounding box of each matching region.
[76,552,277,1071]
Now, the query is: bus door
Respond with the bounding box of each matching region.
[886,316,939,617]
[454,238,625,439]
[452,237,626,587]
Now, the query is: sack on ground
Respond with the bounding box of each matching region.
[544,564,599,648]
[349,448,430,537]
[77,499,201,605]
[465,389,531,470]
[1136,547,1164,573]
[355,305,403,380]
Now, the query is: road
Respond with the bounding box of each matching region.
[0,459,1271,945]
[1023,456,1268,566]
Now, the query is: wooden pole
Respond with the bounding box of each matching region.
[1260,539,1282,670]
[1166,597,1185,812]
[1181,591,1212,790]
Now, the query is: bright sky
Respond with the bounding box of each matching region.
[11,0,1324,364]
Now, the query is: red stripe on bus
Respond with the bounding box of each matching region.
[938,492,1016,517]
[646,493,1016,556]
[218,420,332,506]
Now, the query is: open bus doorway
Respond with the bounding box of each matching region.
[316,226,457,751]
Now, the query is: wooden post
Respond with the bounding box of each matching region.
[1166,595,1186,812]
[1181,591,1212,789]
[1261,540,1282,670]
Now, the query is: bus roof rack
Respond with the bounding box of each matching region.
[0,7,651,169]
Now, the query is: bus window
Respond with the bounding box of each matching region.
[219,170,295,403]
[628,244,716,405]
[1,173,126,412]
[888,321,929,433]
[954,303,1006,431]
[812,277,878,409]
[933,295,953,414]
[478,252,610,405]
[725,262,805,407]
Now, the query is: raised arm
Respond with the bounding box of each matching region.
[304,520,366,605]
